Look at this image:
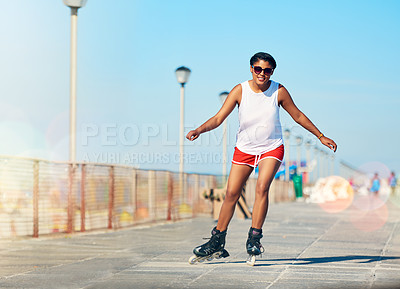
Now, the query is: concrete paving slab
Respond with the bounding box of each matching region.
[268,280,370,289]
[0,202,399,289]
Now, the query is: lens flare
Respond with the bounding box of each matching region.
[0,120,47,159]
[309,176,354,213]
[353,194,388,212]
[46,111,68,147]
[358,161,391,179]
[350,199,388,232]
[351,162,392,211]
[389,189,400,208]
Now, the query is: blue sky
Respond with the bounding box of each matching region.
[0,0,399,176]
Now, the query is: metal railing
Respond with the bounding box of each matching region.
[0,155,293,238]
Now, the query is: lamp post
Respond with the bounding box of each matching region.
[323,151,327,177]
[63,0,87,234]
[63,0,87,163]
[295,135,302,173]
[305,140,311,183]
[325,151,330,177]
[219,91,229,184]
[175,66,191,202]
[284,129,291,181]
[319,149,324,179]
[314,146,320,182]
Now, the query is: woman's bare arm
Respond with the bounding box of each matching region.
[278,85,337,152]
[186,84,241,141]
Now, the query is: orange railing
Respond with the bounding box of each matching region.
[0,155,294,238]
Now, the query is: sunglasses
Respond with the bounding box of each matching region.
[252,66,273,75]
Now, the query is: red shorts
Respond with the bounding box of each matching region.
[232,145,284,168]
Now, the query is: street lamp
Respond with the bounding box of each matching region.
[175,66,191,205]
[63,0,87,163]
[63,0,87,234]
[284,129,291,181]
[175,66,191,175]
[219,91,229,183]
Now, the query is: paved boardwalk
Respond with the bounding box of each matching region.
[0,200,399,289]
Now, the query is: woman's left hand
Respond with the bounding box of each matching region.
[320,136,337,152]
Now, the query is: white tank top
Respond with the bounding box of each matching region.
[235,80,283,155]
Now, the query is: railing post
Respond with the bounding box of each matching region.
[80,164,86,232]
[108,166,115,229]
[67,163,75,233]
[208,175,214,190]
[167,171,173,221]
[33,161,39,238]
[131,169,137,222]
[212,175,217,188]
[148,170,155,221]
[191,174,196,218]
[183,172,188,206]
[193,174,200,216]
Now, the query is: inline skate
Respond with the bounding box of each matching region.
[188,227,230,264]
[246,227,264,266]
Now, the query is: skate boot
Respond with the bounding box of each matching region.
[188,227,230,264]
[246,227,264,266]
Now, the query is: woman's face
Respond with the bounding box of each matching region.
[250,60,274,86]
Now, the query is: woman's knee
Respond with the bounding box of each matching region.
[224,189,241,202]
[255,183,270,198]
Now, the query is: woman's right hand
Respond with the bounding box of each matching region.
[186,129,200,141]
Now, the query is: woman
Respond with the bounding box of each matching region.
[187,52,337,265]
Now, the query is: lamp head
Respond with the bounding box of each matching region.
[295,135,303,145]
[63,0,87,8]
[219,91,229,103]
[175,66,191,85]
[284,129,291,139]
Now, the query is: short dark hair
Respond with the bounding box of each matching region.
[250,52,277,69]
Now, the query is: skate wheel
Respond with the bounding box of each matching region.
[246,255,256,266]
[198,258,205,263]
[188,255,198,265]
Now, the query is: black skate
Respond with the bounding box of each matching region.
[246,227,264,266]
[188,227,230,264]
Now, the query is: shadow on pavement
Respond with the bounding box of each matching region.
[212,255,400,266]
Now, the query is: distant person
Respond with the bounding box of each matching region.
[370,173,381,195]
[389,171,397,195]
[348,176,354,187]
[186,52,337,266]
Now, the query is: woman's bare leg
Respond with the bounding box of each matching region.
[251,158,282,229]
[216,164,253,231]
